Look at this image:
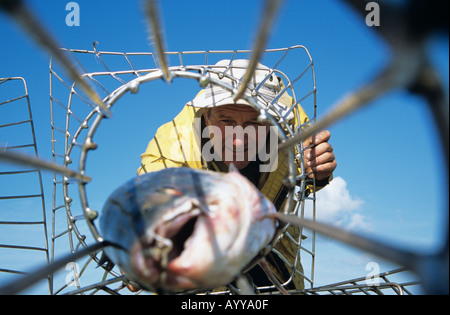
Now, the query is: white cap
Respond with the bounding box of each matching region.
[190,59,294,120]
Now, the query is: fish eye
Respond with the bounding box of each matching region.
[157,187,183,196]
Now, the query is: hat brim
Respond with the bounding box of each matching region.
[190,86,294,121]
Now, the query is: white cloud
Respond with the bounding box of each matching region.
[347,213,372,232]
[307,177,372,232]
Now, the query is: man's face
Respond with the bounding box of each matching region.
[203,104,270,169]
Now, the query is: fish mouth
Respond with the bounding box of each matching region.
[158,210,200,262]
[131,209,202,290]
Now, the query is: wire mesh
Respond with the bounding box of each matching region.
[0,77,51,293]
[49,45,318,294]
[304,268,421,296]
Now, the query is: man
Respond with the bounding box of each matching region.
[137,60,337,291]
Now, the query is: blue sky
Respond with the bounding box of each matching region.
[1,0,448,294]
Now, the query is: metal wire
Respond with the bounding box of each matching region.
[304,268,420,295]
[144,0,171,82]
[0,150,91,183]
[0,241,114,295]
[0,0,111,118]
[233,0,284,102]
[0,77,52,294]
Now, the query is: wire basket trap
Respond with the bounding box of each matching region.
[47,45,318,295]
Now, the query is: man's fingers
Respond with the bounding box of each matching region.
[303,130,331,147]
[305,142,334,161]
[302,129,336,181]
[314,130,331,145]
[307,150,335,168]
[306,160,337,181]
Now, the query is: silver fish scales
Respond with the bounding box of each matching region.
[100,166,277,292]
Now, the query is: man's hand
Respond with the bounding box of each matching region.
[303,130,337,181]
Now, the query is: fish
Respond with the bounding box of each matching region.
[99,166,277,292]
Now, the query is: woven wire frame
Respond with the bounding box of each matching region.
[49,45,318,294]
[0,77,51,293]
[303,268,420,296]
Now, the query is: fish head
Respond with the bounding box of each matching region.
[102,167,277,292]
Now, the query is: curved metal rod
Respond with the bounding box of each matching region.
[342,0,449,45]
[0,0,111,117]
[0,241,116,295]
[0,149,91,183]
[272,213,420,274]
[308,282,404,295]
[273,212,450,294]
[62,275,128,295]
[144,0,171,82]
[278,46,424,151]
[233,0,284,101]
